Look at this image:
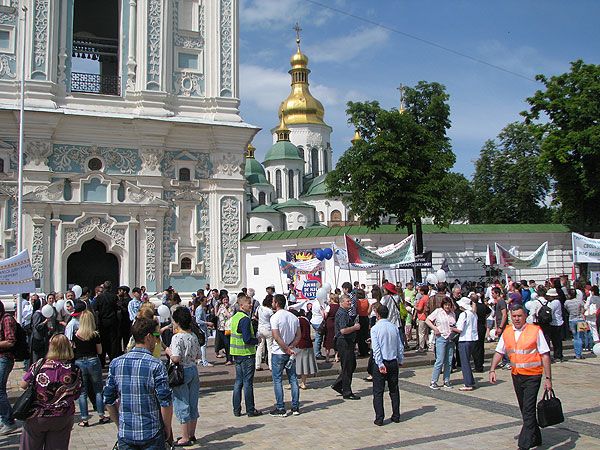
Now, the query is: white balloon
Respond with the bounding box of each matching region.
[322,282,332,293]
[41,304,54,318]
[55,300,65,313]
[72,285,82,299]
[436,269,447,283]
[593,343,600,356]
[157,304,171,320]
[426,273,438,285]
[316,288,327,301]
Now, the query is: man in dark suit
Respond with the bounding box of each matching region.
[95,280,119,366]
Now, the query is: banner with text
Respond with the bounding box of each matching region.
[283,249,324,300]
[572,233,600,263]
[495,242,548,269]
[0,250,36,294]
[335,235,415,270]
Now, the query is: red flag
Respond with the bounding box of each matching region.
[571,264,577,281]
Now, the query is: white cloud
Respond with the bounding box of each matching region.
[305,27,390,63]
[476,40,560,78]
[240,0,329,29]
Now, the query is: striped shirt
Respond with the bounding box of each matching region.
[103,347,172,443]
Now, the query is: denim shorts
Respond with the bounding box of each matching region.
[172,365,200,423]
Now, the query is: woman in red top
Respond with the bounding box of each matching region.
[294,310,318,389]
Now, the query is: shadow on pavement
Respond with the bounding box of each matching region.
[539,427,580,449]
[199,423,265,446]
[400,404,437,422]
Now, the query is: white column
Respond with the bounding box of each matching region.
[126,0,137,91]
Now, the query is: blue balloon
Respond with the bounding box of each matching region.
[315,249,325,261]
[323,248,333,260]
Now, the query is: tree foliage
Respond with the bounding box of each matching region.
[326,82,457,255]
[469,122,550,223]
[522,60,600,228]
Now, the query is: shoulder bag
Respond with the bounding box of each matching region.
[167,361,185,387]
[537,388,564,428]
[12,358,45,420]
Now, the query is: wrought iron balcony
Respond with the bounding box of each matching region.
[71,72,121,96]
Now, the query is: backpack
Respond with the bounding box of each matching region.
[0,314,29,361]
[536,300,552,325]
[190,320,206,347]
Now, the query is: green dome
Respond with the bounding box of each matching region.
[264,141,302,163]
[273,199,314,209]
[244,157,270,185]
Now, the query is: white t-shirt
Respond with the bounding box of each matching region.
[495,324,551,354]
[257,305,273,329]
[456,310,478,341]
[270,309,299,355]
[548,299,564,326]
[526,297,546,324]
[309,300,324,325]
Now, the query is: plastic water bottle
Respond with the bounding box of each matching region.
[285,353,296,369]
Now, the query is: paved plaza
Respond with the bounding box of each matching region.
[0,346,598,449]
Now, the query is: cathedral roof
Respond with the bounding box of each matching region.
[249,205,282,214]
[244,157,270,185]
[273,199,314,210]
[302,173,328,197]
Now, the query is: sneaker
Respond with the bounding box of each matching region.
[247,409,263,417]
[202,361,214,367]
[459,386,474,391]
[429,382,441,390]
[443,382,453,389]
[0,423,18,435]
[291,408,300,416]
[269,409,287,417]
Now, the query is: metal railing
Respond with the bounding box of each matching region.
[70,72,121,96]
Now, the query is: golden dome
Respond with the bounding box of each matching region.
[278,33,326,126]
[351,130,362,144]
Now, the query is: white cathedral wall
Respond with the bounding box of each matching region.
[243,230,576,295]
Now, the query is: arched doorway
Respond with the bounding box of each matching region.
[67,239,119,291]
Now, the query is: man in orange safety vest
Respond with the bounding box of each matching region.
[489,304,552,450]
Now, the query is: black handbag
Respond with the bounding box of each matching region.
[167,361,185,387]
[537,388,564,428]
[317,321,327,336]
[12,358,45,420]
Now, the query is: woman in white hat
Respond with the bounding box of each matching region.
[453,296,479,391]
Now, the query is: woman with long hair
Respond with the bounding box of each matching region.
[216,294,233,365]
[19,334,82,450]
[324,293,340,363]
[166,307,201,447]
[72,310,110,427]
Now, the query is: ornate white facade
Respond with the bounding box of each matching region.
[0,0,256,292]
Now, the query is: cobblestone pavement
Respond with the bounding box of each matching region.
[1,348,598,449]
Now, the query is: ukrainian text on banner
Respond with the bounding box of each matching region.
[340,234,415,269]
[572,233,600,263]
[333,244,381,270]
[495,242,548,269]
[395,251,433,269]
[278,257,324,274]
[0,250,36,294]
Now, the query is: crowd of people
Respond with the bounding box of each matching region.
[0,273,597,449]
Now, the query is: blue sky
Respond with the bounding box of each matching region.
[238,0,600,176]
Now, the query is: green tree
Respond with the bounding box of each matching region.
[326,82,456,278]
[522,60,600,228]
[469,122,550,223]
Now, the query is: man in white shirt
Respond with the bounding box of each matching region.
[269,294,300,417]
[309,298,325,360]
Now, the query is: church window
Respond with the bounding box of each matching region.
[258,192,266,205]
[267,171,271,183]
[318,211,324,222]
[179,168,191,181]
[88,157,103,171]
[288,171,294,198]
[298,226,304,230]
[297,146,304,159]
[71,0,120,94]
[330,210,342,222]
[180,257,192,270]
[311,148,319,177]
[267,226,273,232]
[179,0,200,32]
[178,52,199,71]
[0,29,12,52]
[0,159,4,173]
[63,179,73,201]
[117,181,126,202]
[275,170,282,199]
[322,149,328,173]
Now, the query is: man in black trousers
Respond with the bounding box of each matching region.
[370,304,404,426]
[331,294,361,400]
[95,280,120,366]
[472,293,491,372]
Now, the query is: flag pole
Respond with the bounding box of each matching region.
[16,6,28,323]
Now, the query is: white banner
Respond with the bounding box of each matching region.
[278,257,324,274]
[0,250,36,294]
[572,232,600,263]
[495,242,548,269]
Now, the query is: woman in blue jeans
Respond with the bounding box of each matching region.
[425,298,457,390]
[166,307,201,447]
[71,310,110,426]
[564,289,585,359]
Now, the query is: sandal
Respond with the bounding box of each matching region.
[99,416,111,424]
[78,421,89,427]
